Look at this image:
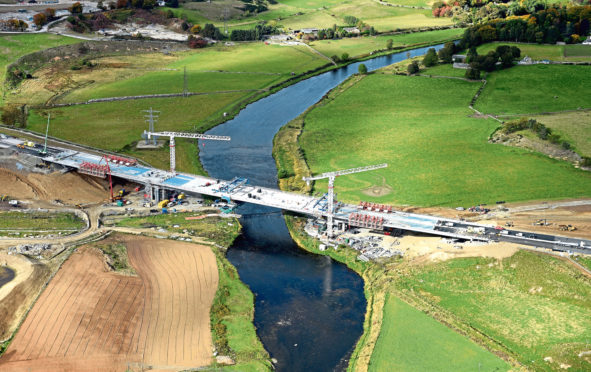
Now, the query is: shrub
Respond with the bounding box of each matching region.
[358,63,367,74]
[341,52,349,61]
[407,60,419,74]
[465,67,480,80]
[422,48,438,67]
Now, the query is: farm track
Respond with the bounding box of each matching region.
[0,235,218,371]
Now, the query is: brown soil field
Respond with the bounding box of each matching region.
[0,252,50,341]
[0,168,109,205]
[0,235,218,371]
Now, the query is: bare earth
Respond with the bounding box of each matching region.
[0,168,108,205]
[0,235,218,371]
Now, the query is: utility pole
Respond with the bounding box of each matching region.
[142,108,160,145]
[41,113,50,155]
[146,131,230,174]
[183,66,188,97]
[222,7,230,35]
[303,163,388,238]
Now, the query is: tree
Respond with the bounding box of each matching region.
[166,0,178,8]
[69,1,83,14]
[407,60,419,74]
[190,24,201,34]
[201,23,223,40]
[500,52,514,68]
[358,63,367,74]
[1,105,27,128]
[44,8,55,19]
[437,41,456,63]
[33,13,47,28]
[116,0,127,8]
[386,39,393,50]
[341,52,349,61]
[422,48,438,67]
[465,67,481,80]
[97,0,106,10]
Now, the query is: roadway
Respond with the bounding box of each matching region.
[1,134,590,255]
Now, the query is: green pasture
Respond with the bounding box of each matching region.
[369,295,510,372]
[564,44,591,57]
[475,65,591,115]
[309,28,463,58]
[0,211,85,236]
[396,251,591,371]
[299,73,591,207]
[533,111,591,157]
[422,63,468,77]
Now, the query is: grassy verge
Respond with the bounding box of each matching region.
[115,211,240,247]
[93,241,136,275]
[0,211,85,237]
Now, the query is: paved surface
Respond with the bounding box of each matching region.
[2,135,590,254]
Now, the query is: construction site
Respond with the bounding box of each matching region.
[0,127,590,370]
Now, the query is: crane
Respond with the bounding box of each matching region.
[145,131,231,174]
[303,163,388,238]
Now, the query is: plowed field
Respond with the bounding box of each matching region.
[0,235,218,371]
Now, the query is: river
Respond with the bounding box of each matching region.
[200,43,446,371]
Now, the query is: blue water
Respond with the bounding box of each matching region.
[200,43,446,371]
[0,266,15,290]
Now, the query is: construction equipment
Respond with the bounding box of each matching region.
[559,224,577,231]
[158,199,169,208]
[145,131,231,174]
[303,163,388,238]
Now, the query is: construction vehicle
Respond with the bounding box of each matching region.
[16,143,25,149]
[0,195,8,201]
[158,199,169,208]
[534,219,549,226]
[559,224,577,231]
[25,141,35,147]
[505,221,514,227]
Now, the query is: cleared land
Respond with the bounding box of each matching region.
[298,73,591,206]
[475,65,591,115]
[369,295,510,371]
[395,250,591,371]
[0,235,218,371]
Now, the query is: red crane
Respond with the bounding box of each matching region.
[99,155,114,201]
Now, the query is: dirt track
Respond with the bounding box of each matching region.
[0,235,218,371]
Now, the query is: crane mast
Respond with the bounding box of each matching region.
[303,163,388,238]
[146,131,231,174]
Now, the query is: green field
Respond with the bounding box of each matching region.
[395,251,591,371]
[0,34,78,103]
[0,211,85,236]
[533,111,591,157]
[298,73,591,207]
[421,63,468,77]
[309,28,463,58]
[169,0,452,34]
[564,44,591,57]
[476,42,566,62]
[116,212,240,246]
[475,65,591,115]
[369,295,510,372]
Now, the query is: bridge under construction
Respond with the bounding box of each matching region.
[1,134,590,255]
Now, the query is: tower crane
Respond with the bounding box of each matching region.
[145,131,230,174]
[303,163,388,238]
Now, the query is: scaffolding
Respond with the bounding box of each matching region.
[348,213,384,229]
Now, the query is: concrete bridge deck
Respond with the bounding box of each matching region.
[2,135,590,255]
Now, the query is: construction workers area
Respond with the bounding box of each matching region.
[1,133,591,258]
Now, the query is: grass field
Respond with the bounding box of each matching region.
[533,111,591,157]
[421,63,468,77]
[395,251,591,371]
[475,65,591,115]
[0,211,85,236]
[298,73,591,207]
[564,44,591,57]
[0,34,78,103]
[169,0,452,34]
[116,212,241,247]
[369,295,510,372]
[309,28,463,58]
[477,42,566,62]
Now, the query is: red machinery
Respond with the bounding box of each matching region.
[77,157,114,201]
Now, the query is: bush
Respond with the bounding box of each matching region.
[465,67,480,80]
[1,105,27,128]
[561,141,571,150]
[581,157,591,167]
[407,60,419,74]
[33,13,47,27]
[341,52,349,61]
[69,1,83,14]
[358,63,367,74]
[386,39,393,50]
